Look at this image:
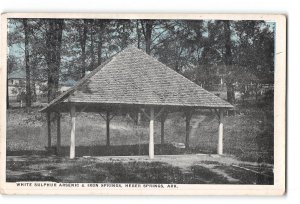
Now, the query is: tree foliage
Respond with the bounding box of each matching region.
[7,19,275,105]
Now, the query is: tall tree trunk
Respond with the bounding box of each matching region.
[23,19,31,108]
[97,33,102,65]
[45,19,64,102]
[79,20,88,78]
[141,20,153,54]
[95,20,104,66]
[200,46,210,87]
[32,80,36,102]
[31,58,39,102]
[145,22,152,54]
[90,23,95,70]
[223,21,235,104]
[197,22,212,87]
[136,21,141,49]
[121,23,127,49]
[174,47,183,73]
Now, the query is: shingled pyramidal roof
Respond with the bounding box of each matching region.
[43,46,233,111]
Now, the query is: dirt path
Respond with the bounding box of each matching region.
[90,154,273,169]
[6,154,274,184]
[89,154,273,184]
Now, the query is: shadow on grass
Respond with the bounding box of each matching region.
[191,165,230,184]
[7,150,50,156]
[214,165,274,185]
[52,161,189,183]
[7,144,189,157]
[7,158,194,183]
[7,158,234,184]
[7,172,57,183]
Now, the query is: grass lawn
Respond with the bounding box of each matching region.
[6,102,274,184]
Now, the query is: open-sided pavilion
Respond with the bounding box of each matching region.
[41,46,233,159]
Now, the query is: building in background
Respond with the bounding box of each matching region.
[8,69,26,105]
[8,69,76,107]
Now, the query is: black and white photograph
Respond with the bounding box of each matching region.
[0,13,286,195]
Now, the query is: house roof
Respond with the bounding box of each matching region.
[8,69,26,79]
[41,46,233,112]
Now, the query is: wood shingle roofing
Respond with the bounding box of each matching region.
[41,46,233,112]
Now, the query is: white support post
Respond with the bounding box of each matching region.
[149,107,154,159]
[70,105,76,159]
[47,112,51,148]
[161,118,165,144]
[218,109,224,155]
[185,111,192,149]
[106,111,110,146]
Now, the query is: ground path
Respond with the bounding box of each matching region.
[7,154,273,184]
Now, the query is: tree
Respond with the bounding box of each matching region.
[89,20,96,70]
[186,20,213,86]
[114,20,133,49]
[78,20,88,77]
[45,19,64,102]
[153,20,195,74]
[95,20,104,66]
[22,19,32,107]
[8,19,48,106]
[140,20,154,54]
[6,18,274,108]
[136,20,141,49]
[232,21,274,102]
[223,20,235,104]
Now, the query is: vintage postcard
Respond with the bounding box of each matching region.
[0,13,286,195]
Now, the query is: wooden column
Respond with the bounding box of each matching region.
[56,113,61,155]
[185,111,192,149]
[218,109,224,155]
[161,119,165,144]
[106,111,110,146]
[137,112,141,124]
[47,112,51,148]
[149,107,154,159]
[160,113,167,144]
[70,105,76,159]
